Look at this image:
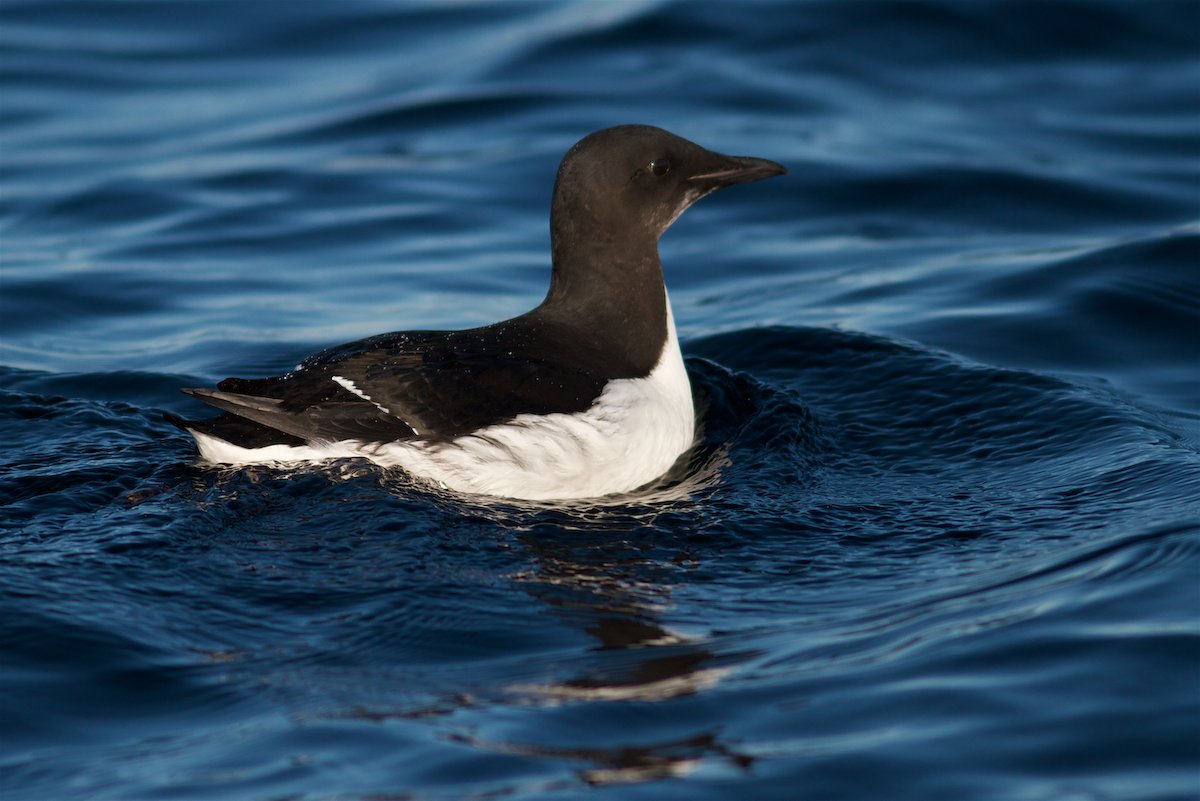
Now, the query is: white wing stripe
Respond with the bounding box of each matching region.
[332,375,392,416]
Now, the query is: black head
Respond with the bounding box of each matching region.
[550,125,788,248]
[533,126,785,374]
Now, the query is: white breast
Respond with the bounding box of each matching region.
[189,301,696,501]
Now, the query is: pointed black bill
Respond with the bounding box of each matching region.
[689,156,788,186]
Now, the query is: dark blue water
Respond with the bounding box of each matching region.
[2,2,1198,798]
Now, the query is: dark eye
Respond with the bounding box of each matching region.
[650,158,671,177]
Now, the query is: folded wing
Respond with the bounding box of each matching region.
[171,329,608,446]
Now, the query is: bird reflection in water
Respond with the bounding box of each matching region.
[505,531,752,703]
[463,528,759,784]
[448,729,754,787]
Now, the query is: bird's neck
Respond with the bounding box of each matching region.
[533,231,670,377]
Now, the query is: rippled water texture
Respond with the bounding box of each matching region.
[2,2,1198,799]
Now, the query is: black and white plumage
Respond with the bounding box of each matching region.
[167,125,786,500]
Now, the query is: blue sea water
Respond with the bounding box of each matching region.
[1,1,1198,798]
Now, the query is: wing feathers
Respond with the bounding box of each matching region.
[181,388,416,442]
[177,324,613,448]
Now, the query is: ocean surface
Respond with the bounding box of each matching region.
[2,2,1198,799]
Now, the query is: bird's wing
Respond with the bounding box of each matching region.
[181,330,608,443]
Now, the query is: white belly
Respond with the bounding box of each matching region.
[189,308,695,501]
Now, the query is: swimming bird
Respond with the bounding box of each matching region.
[167,125,786,500]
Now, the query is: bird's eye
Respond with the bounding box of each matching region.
[650,158,671,177]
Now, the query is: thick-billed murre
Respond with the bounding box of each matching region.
[167,125,786,500]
